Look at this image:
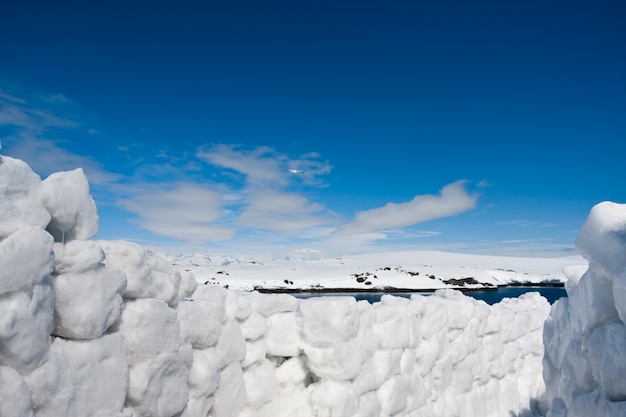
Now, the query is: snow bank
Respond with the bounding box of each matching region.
[543,201,626,417]
[2,153,624,417]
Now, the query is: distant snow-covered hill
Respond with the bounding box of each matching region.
[167,250,586,292]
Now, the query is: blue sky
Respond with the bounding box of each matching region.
[1,0,625,257]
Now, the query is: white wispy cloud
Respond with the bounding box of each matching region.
[5,134,122,186]
[196,144,332,188]
[239,189,330,235]
[195,144,334,236]
[0,84,121,186]
[1,82,484,249]
[118,183,235,243]
[336,180,478,235]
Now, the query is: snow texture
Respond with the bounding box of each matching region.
[543,201,626,417]
[1,154,624,417]
[0,156,51,239]
[40,168,98,242]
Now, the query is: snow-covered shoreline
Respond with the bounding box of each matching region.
[168,249,585,293]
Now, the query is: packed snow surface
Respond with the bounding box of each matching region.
[1,153,624,417]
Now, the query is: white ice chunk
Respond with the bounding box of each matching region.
[183,347,220,417]
[274,356,309,388]
[40,168,98,242]
[241,338,266,368]
[0,156,51,239]
[211,361,247,417]
[99,241,180,305]
[145,248,183,306]
[0,278,54,373]
[0,366,35,417]
[377,375,410,415]
[113,298,181,362]
[298,296,359,347]
[215,320,247,368]
[309,379,358,417]
[178,296,225,349]
[239,311,268,341]
[52,265,126,339]
[126,343,192,417]
[354,391,381,417]
[246,292,299,317]
[373,304,421,348]
[52,240,105,274]
[24,334,129,417]
[568,267,617,335]
[575,201,626,276]
[304,336,367,380]
[613,270,626,323]
[242,360,278,407]
[595,320,626,401]
[265,312,300,357]
[0,227,53,295]
[177,269,198,302]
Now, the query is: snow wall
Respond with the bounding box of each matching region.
[0,153,623,417]
[542,201,626,417]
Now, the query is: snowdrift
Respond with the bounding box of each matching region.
[0,153,624,417]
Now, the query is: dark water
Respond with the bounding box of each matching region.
[295,287,567,305]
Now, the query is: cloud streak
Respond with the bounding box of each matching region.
[196,144,332,188]
[336,180,478,235]
[1,82,482,248]
[239,189,329,235]
[119,183,235,243]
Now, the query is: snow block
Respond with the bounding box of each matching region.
[265,312,300,357]
[145,248,183,306]
[52,240,105,274]
[52,265,126,339]
[178,295,225,349]
[24,334,129,417]
[595,320,626,401]
[304,336,366,380]
[113,298,182,362]
[40,168,98,242]
[126,343,192,417]
[0,365,35,417]
[0,278,54,373]
[614,271,626,323]
[373,304,421,348]
[242,360,279,407]
[182,347,220,417]
[239,311,268,341]
[377,375,410,415]
[241,338,266,368]
[246,292,299,317]
[575,201,626,276]
[0,226,53,295]
[310,379,358,417]
[211,361,247,417]
[100,240,181,305]
[0,156,51,239]
[298,296,359,347]
[215,320,247,369]
[568,266,618,336]
[177,269,198,302]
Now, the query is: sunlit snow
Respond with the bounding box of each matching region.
[1,154,625,417]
